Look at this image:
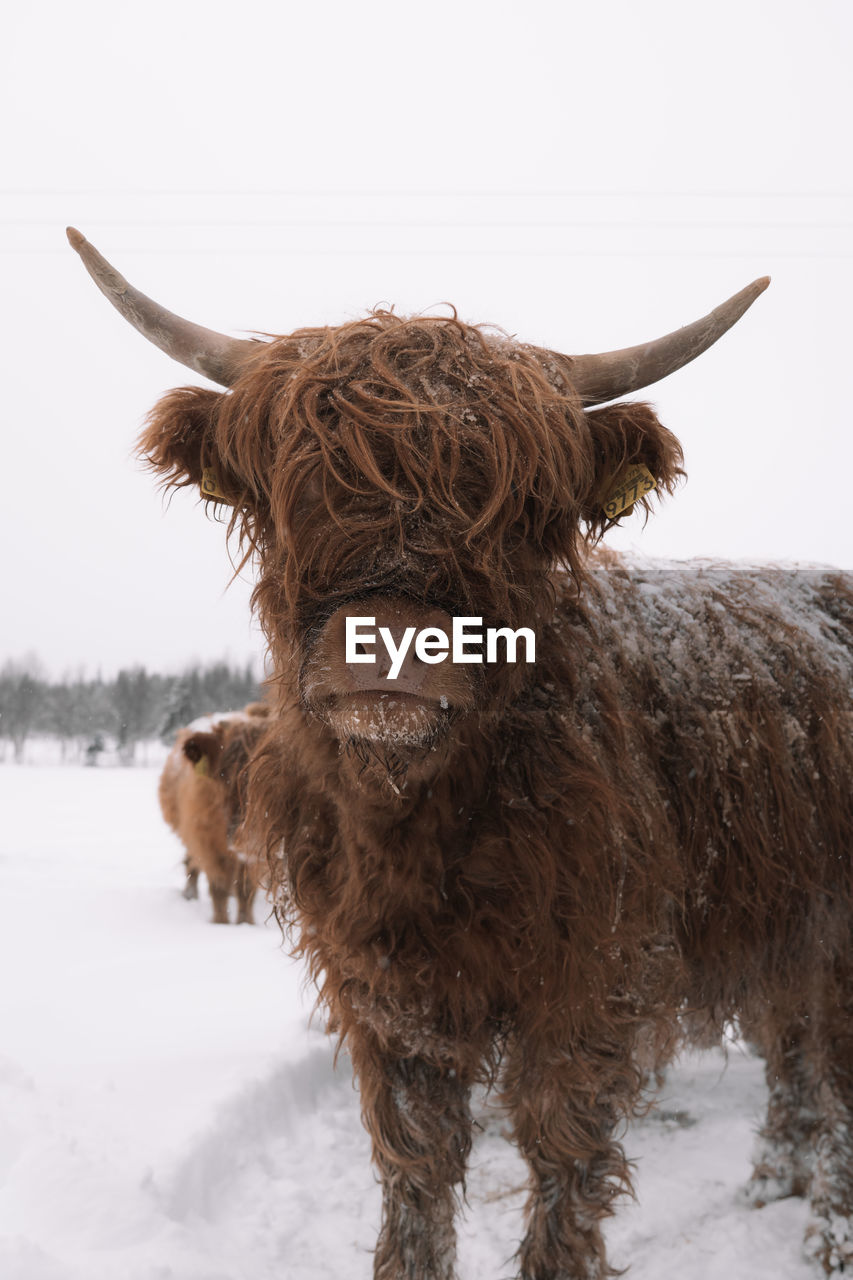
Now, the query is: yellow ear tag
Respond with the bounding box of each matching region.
[193,755,210,777]
[201,468,234,505]
[602,464,657,520]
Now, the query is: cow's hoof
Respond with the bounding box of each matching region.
[743,1169,802,1208]
[804,1212,853,1274]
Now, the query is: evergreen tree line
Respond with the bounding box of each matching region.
[0,657,263,764]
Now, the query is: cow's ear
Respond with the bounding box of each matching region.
[182,731,218,771]
[580,401,684,539]
[138,386,241,505]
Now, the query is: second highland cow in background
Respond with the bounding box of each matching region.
[159,703,269,923]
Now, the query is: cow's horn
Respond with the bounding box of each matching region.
[66,228,258,387]
[557,277,770,406]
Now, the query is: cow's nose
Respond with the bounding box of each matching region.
[376,623,424,685]
[338,599,454,695]
[347,618,426,688]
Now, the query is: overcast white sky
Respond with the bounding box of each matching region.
[2,0,851,677]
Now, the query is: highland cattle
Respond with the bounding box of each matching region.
[69,228,852,1280]
[159,703,269,923]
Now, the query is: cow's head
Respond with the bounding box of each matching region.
[68,229,767,776]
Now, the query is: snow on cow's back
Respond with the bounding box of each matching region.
[583,555,852,692]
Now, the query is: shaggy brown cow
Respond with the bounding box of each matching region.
[69,228,853,1280]
[159,704,269,923]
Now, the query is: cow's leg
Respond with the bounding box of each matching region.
[234,860,256,925]
[745,1014,818,1207]
[805,973,853,1275]
[183,835,234,923]
[350,1032,472,1280]
[200,853,234,923]
[182,858,200,900]
[503,1030,638,1280]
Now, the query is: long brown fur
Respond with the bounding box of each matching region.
[138,310,852,1278]
[158,703,269,924]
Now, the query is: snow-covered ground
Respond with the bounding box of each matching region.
[0,764,815,1280]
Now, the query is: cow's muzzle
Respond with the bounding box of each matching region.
[300,597,476,745]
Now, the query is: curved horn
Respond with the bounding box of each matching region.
[557,277,770,406]
[66,228,258,387]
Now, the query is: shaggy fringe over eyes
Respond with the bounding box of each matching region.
[136,312,684,639]
[204,312,683,626]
